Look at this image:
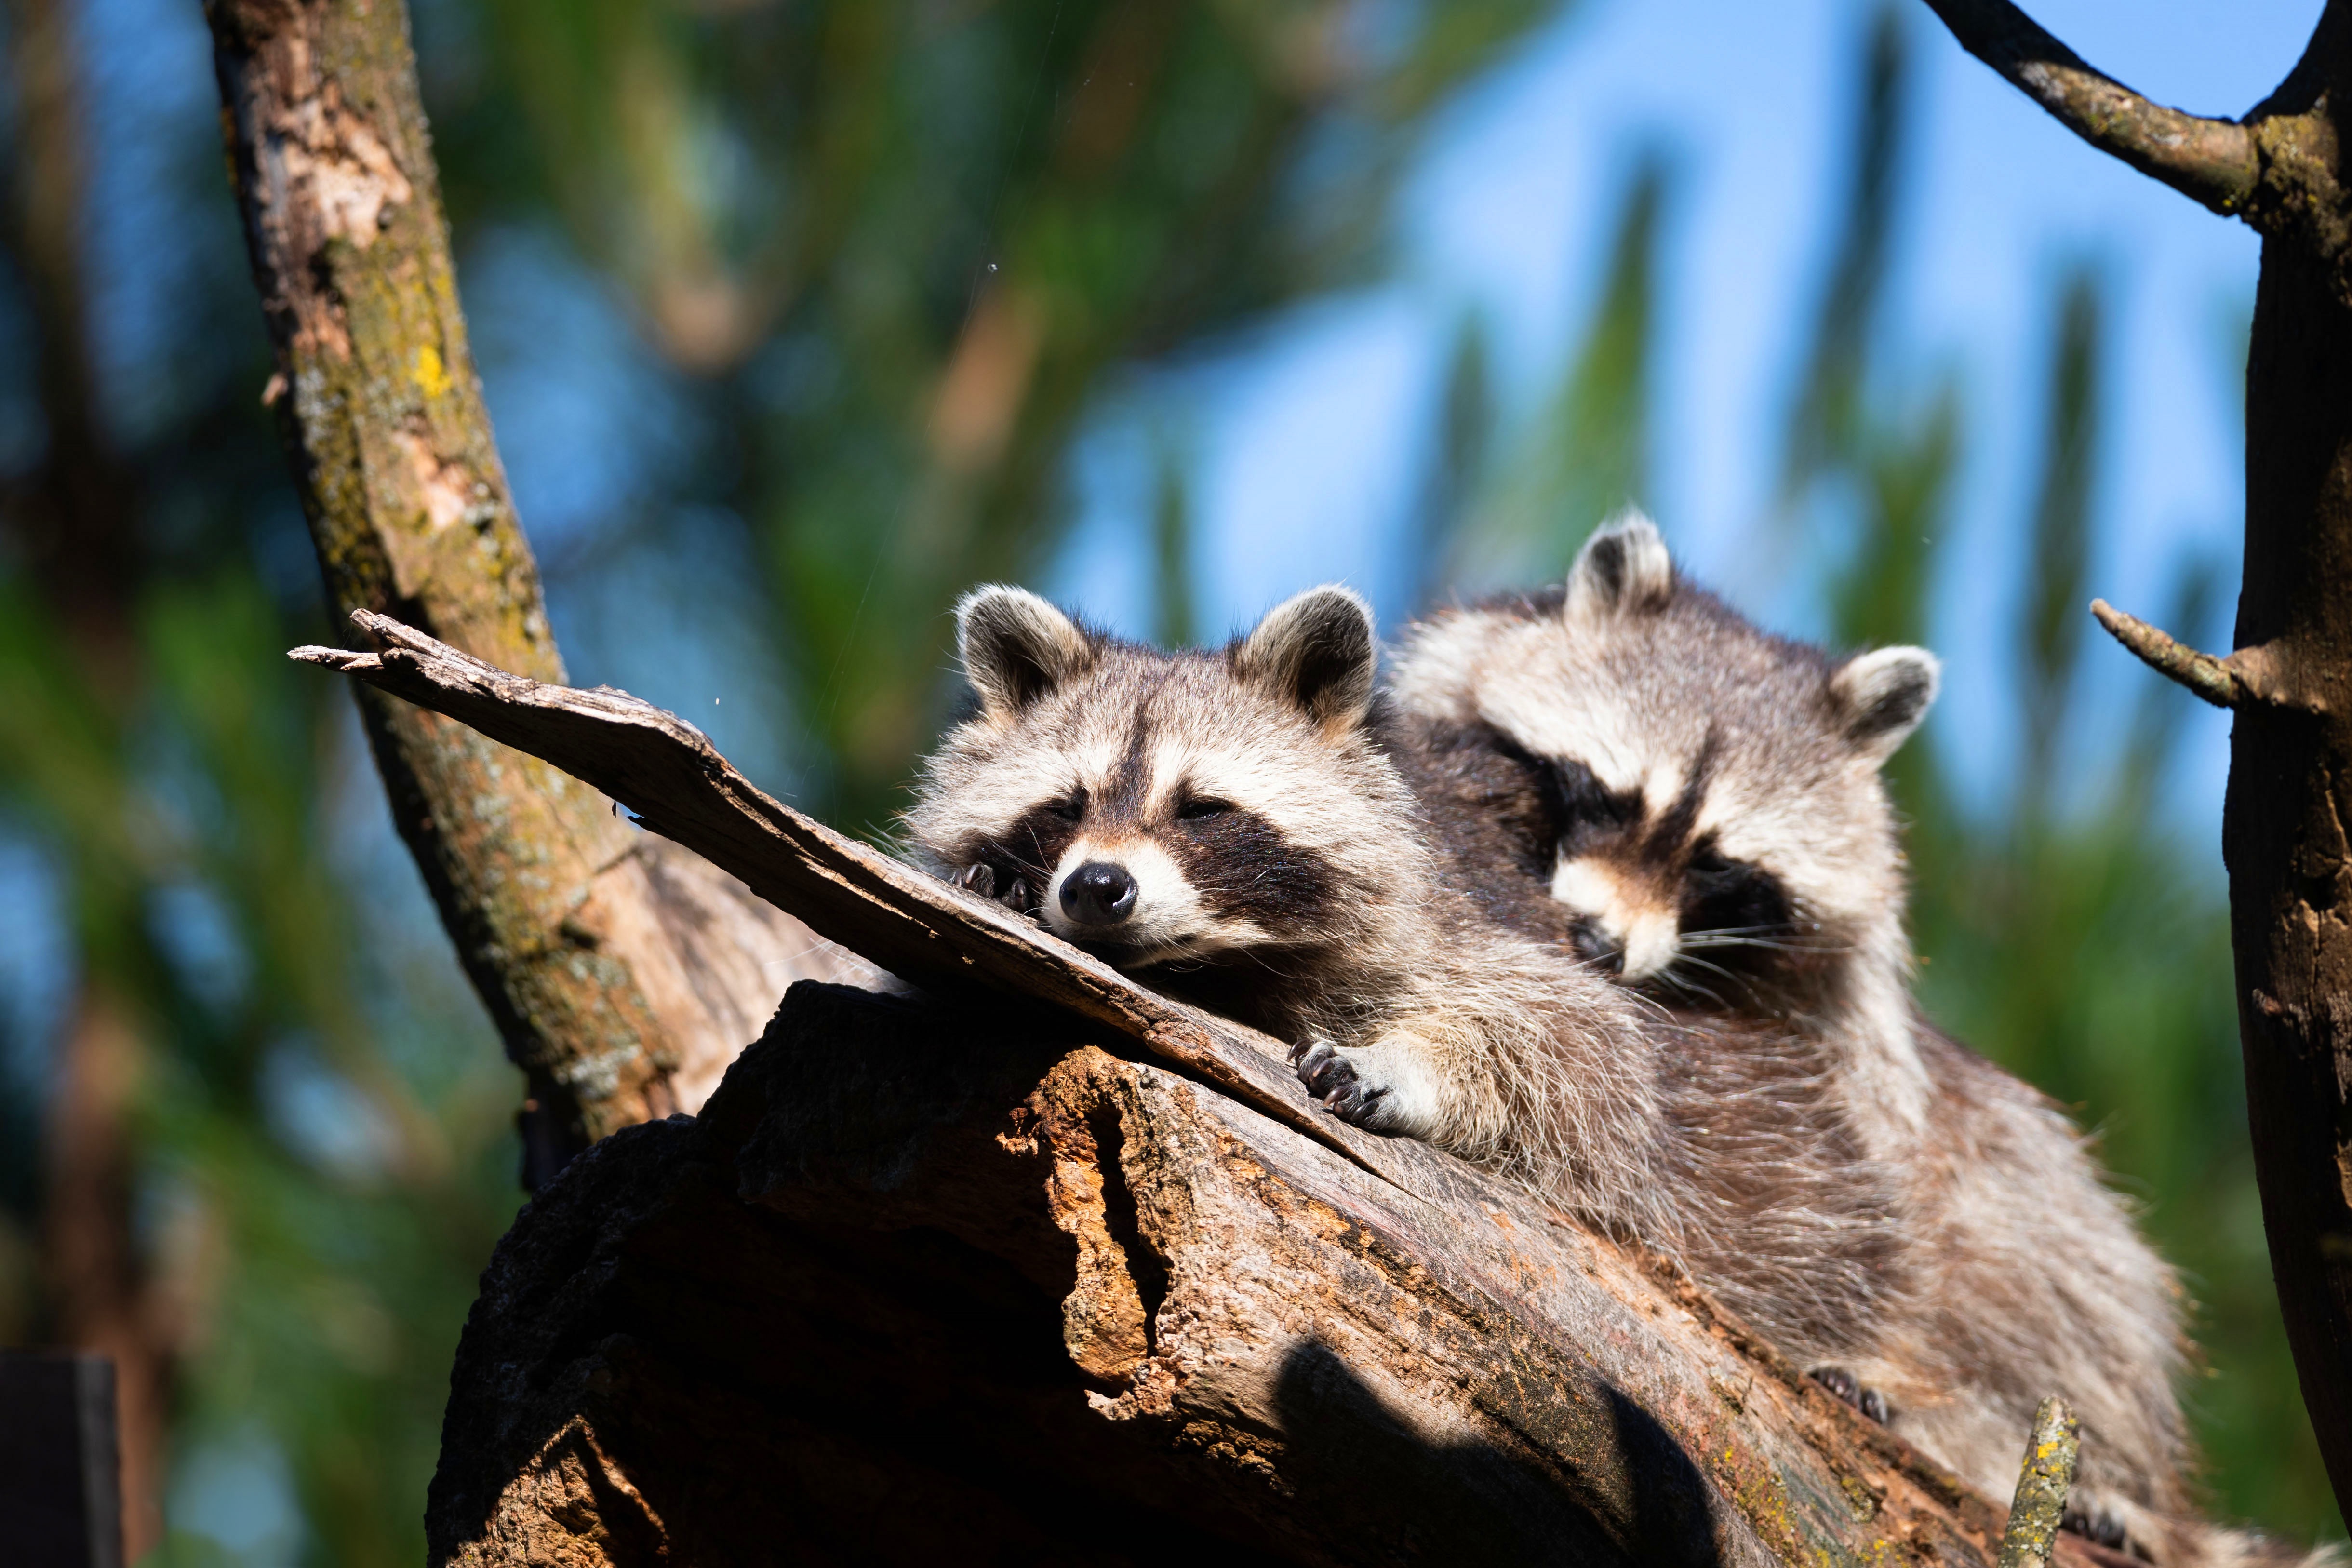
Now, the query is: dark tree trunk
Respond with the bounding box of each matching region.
[2230,233,2352,1511]
[3,0,171,1547]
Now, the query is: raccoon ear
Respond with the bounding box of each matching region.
[1564,509,1674,623]
[956,586,1096,719]
[1235,585,1378,733]
[1831,646,1940,763]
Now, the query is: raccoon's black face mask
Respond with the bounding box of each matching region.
[1387,511,1939,1010]
[917,582,1405,970]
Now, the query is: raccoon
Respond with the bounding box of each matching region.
[1386,514,2323,1566]
[905,582,1909,1367]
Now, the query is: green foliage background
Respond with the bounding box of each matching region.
[0,0,2338,1557]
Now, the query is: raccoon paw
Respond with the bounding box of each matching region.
[949,863,1033,915]
[1288,1040,1395,1129]
[1809,1367,1892,1425]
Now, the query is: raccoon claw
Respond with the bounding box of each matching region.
[1809,1367,1891,1425]
[1289,1040,1392,1127]
[950,863,1034,915]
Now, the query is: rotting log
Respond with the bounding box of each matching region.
[202,0,853,1177]
[428,981,2041,1567]
[293,615,2125,1565]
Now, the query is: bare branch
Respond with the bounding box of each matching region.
[2089,599,2246,707]
[2089,600,2328,714]
[1917,0,2258,216]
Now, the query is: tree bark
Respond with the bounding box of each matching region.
[2230,231,2352,1516]
[201,0,853,1179]
[425,981,2058,1568]
[1922,0,2352,1515]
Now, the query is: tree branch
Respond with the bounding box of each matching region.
[1917,0,2258,216]
[2089,599,2326,714]
[204,0,848,1176]
[291,610,1373,1177]
[2089,599,2247,707]
[1996,1397,2080,1568]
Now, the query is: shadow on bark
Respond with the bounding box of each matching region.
[424,983,1748,1567]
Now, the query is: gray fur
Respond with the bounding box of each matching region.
[905,585,1910,1367]
[1387,513,2331,1567]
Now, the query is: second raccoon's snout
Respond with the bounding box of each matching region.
[1060,861,1139,925]
[1568,918,1625,976]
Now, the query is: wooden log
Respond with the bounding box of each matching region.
[296,614,2105,1565]
[427,983,2045,1567]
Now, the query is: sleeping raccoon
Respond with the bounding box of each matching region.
[1385,513,2319,1566]
[905,582,1909,1369]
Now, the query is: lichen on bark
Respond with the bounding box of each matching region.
[204,0,840,1173]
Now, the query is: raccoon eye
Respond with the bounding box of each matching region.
[1177,796,1233,821]
[1047,788,1087,823]
[1681,838,1794,936]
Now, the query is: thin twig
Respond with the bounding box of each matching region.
[1995,1395,2079,1568]
[1918,0,2258,217]
[2089,599,2246,709]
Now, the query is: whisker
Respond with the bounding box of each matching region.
[1669,951,1748,987]
[1656,969,1732,1011]
[1680,932,1852,956]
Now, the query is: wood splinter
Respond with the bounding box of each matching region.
[1996,1395,2081,1568]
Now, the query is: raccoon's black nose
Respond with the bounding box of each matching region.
[1061,861,1138,925]
[1569,918,1624,975]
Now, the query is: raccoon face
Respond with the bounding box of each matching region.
[908,582,1417,971]
[1393,513,1938,1009]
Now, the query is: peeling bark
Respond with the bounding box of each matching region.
[201,0,853,1176]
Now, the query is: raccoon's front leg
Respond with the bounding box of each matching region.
[1289,1037,1444,1139]
[1809,1366,1892,1425]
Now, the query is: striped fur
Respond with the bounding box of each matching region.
[1386,513,2332,1566]
[906,584,1909,1367]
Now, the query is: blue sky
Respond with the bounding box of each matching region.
[1056,0,2311,834]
